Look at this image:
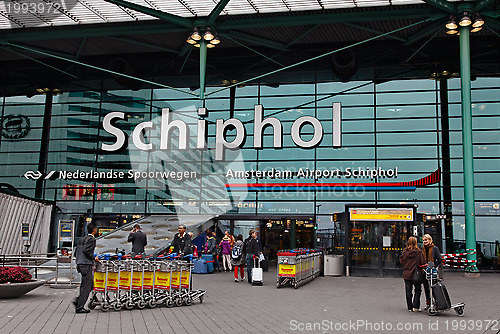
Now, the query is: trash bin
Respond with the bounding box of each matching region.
[324,255,344,276]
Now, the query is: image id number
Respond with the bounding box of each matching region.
[445,320,499,331]
[5,1,62,15]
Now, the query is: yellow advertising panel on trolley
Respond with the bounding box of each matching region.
[278,264,296,277]
[119,271,131,290]
[107,272,119,291]
[143,271,154,289]
[132,271,143,290]
[181,271,190,288]
[94,271,106,291]
[154,271,170,290]
[171,271,180,289]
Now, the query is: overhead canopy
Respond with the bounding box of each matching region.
[0,0,498,96]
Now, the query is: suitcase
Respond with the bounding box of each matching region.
[432,282,451,310]
[192,258,207,274]
[252,257,263,286]
[201,254,214,274]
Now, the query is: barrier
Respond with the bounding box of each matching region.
[277,249,322,289]
[442,249,477,269]
[89,254,205,312]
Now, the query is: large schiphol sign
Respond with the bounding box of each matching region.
[101,103,342,161]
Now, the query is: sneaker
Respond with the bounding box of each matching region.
[412,308,422,312]
[408,309,413,312]
[242,276,245,280]
[234,278,239,282]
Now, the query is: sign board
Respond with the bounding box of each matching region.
[349,208,413,221]
[58,220,74,242]
[22,223,29,240]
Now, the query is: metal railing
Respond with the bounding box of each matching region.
[0,253,75,283]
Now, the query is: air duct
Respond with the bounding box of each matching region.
[332,49,358,82]
[109,58,141,91]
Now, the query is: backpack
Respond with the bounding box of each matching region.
[232,244,242,259]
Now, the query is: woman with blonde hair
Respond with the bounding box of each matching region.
[399,236,426,312]
[422,234,442,309]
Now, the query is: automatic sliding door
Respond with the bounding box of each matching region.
[349,221,380,275]
[381,222,408,277]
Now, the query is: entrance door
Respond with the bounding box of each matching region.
[349,221,409,277]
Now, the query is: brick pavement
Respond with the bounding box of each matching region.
[1,268,499,334]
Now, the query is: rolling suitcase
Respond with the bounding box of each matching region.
[252,257,263,286]
[432,282,452,310]
[192,258,207,274]
[201,254,214,274]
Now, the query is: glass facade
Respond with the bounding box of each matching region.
[1,77,499,244]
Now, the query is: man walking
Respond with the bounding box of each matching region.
[128,224,147,254]
[74,223,99,313]
[169,224,192,257]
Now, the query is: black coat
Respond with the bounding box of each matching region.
[76,234,96,265]
[246,238,260,257]
[128,230,147,254]
[170,232,192,255]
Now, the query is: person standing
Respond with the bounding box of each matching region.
[224,230,235,247]
[245,230,261,284]
[422,234,443,310]
[399,236,426,312]
[169,224,192,256]
[127,224,147,254]
[219,235,232,271]
[74,223,100,314]
[205,231,220,272]
[231,234,245,282]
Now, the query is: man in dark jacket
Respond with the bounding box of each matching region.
[245,230,262,284]
[74,223,99,313]
[128,224,147,254]
[169,224,192,256]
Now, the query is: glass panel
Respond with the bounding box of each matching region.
[381,222,407,269]
[349,221,379,268]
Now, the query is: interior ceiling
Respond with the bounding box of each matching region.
[0,1,499,97]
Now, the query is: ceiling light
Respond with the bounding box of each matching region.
[210,37,220,45]
[470,26,482,33]
[193,43,201,48]
[203,28,214,41]
[472,14,484,28]
[446,29,458,35]
[186,37,197,45]
[445,18,457,30]
[206,43,215,48]
[459,13,472,27]
[191,28,202,41]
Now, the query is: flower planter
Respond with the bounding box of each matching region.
[0,280,45,299]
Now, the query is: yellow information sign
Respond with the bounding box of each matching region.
[94,272,106,291]
[107,272,119,291]
[350,208,413,221]
[154,271,170,290]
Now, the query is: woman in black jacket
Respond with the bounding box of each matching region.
[422,234,442,309]
[399,236,426,312]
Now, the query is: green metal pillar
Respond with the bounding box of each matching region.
[290,220,296,249]
[459,25,479,274]
[199,40,207,99]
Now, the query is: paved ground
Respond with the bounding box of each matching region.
[0,268,499,334]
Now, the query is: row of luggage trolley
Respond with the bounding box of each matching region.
[90,253,205,312]
[277,249,322,289]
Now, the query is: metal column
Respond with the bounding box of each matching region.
[459,25,479,274]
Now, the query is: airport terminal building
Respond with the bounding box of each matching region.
[0,0,499,274]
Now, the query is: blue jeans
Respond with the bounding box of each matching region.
[246,254,254,283]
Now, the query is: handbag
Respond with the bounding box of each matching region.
[413,267,425,284]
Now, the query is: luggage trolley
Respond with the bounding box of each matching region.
[426,262,465,316]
